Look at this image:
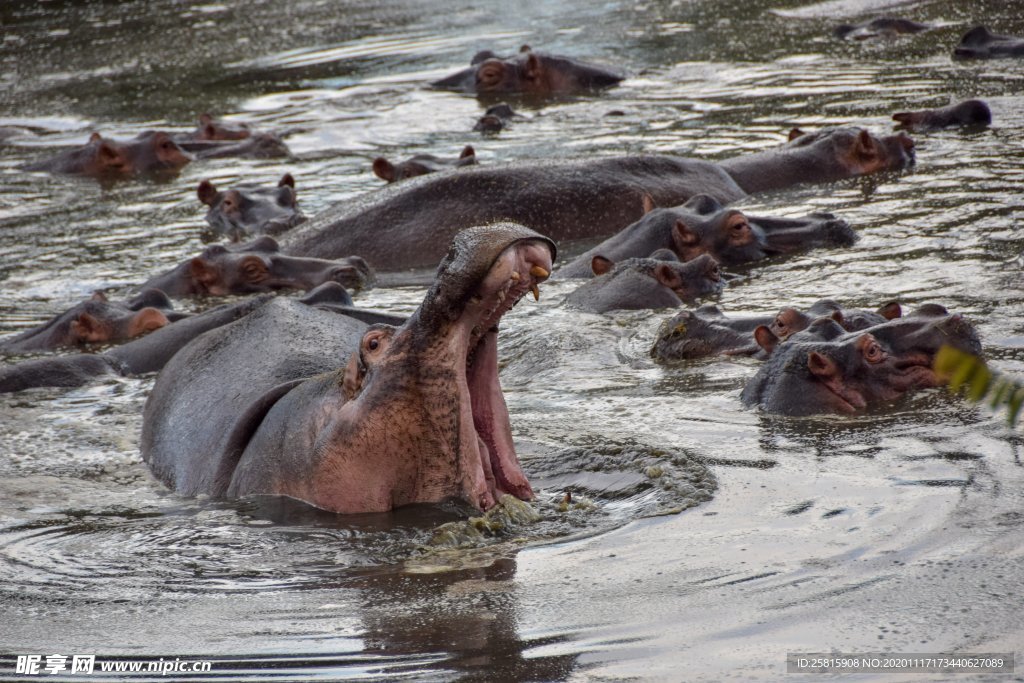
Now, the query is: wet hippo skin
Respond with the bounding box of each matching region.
[650,300,902,362]
[564,253,722,313]
[0,289,182,355]
[740,306,981,415]
[20,131,192,180]
[432,45,624,96]
[141,224,556,514]
[281,127,911,275]
[140,236,374,297]
[0,284,379,393]
[954,26,1024,59]
[197,175,307,241]
[558,194,857,278]
[892,100,992,131]
[372,145,477,183]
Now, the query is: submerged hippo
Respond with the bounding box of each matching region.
[474,103,519,133]
[650,300,902,362]
[432,45,624,97]
[0,283,403,394]
[0,290,181,355]
[892,100,992,131]
[954,26,1024,59]
[564,253,722,313]
[141,236,374,297]
[372,145,477,183]
[142,224,555,513]
[281,127,913,276]
[176,113,253,143]
[834,17,930,40]
[198,174,306,240]
[184,132,291,160]
[740,306,980,415]
[558,195,856,278]
[21,131,192,180]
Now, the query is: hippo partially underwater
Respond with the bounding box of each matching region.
[141,224,555,513]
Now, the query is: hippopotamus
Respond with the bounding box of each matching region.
[177,113,253,143]
[197,174,306,240]
[474,103,519,133]
[141,236,373,297]
[892,100,992,131]
[141,224,555,513]
[650,300,902,362]
[834,17,930,40]
[280,127,913,276]
[0,283,405,394]
[564,253,722,313]
[372,145,477,183]
[432,45,624,97]
[20,131,192,180]
[954,26,1024,59]
[740,306,981,415]
[185,132,292,160]
[558,195,856,277]
[0,290,181,355]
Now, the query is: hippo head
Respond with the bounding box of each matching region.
[741,307,980,415]
[318,224,556,511]
[82,133,135,178]
[1,290,173,354]
[582,252,723,309]
[754,301,905,357]
[372,146,477,183]
[473,45,622,96]
[198,174,304,240]
[650,304,747,362]
[661,195,854,265]
[132,131,193,174]
[193,113,252,141]
[185,236,372,295]
[786,127,915,176]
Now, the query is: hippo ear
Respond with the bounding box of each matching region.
[90,290,108,303]
[641,193,655,215]
[460,145,475,159]
[854,129,876,158]
[198,113,213,126]
[189,257,219,288]
[278,173,295,189]
[197,180,218,206]
[830,310,845,326]
[372,157,395,182]
[342,351,364,401]
[591,255,614,276]
[672,220,701,249]
[127,307,169,337]
[524,52,542,80]
[89,132,103,143]
[788,128,805,142]
[653,263,683,290]
[877,301,902,320]
[807,351,839,379]
[69,312,105,344]
[519,44,532,53]
[753,325,779,354]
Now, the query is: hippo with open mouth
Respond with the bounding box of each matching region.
[141,224,555,513]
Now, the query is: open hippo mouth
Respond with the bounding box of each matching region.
[445,232,554,510]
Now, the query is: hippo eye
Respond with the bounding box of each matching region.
[368,338,379,351]
[863,341,885,363]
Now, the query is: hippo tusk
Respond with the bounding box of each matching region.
[531,284,540,301]
[530,265,550,279]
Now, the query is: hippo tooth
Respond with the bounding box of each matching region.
[530,284,540,301]
[530,265,550,279]
[510,271,521,281]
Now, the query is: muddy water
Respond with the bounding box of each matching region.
[2,0,1024,679]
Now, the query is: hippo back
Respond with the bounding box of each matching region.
[141,298,367,497]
